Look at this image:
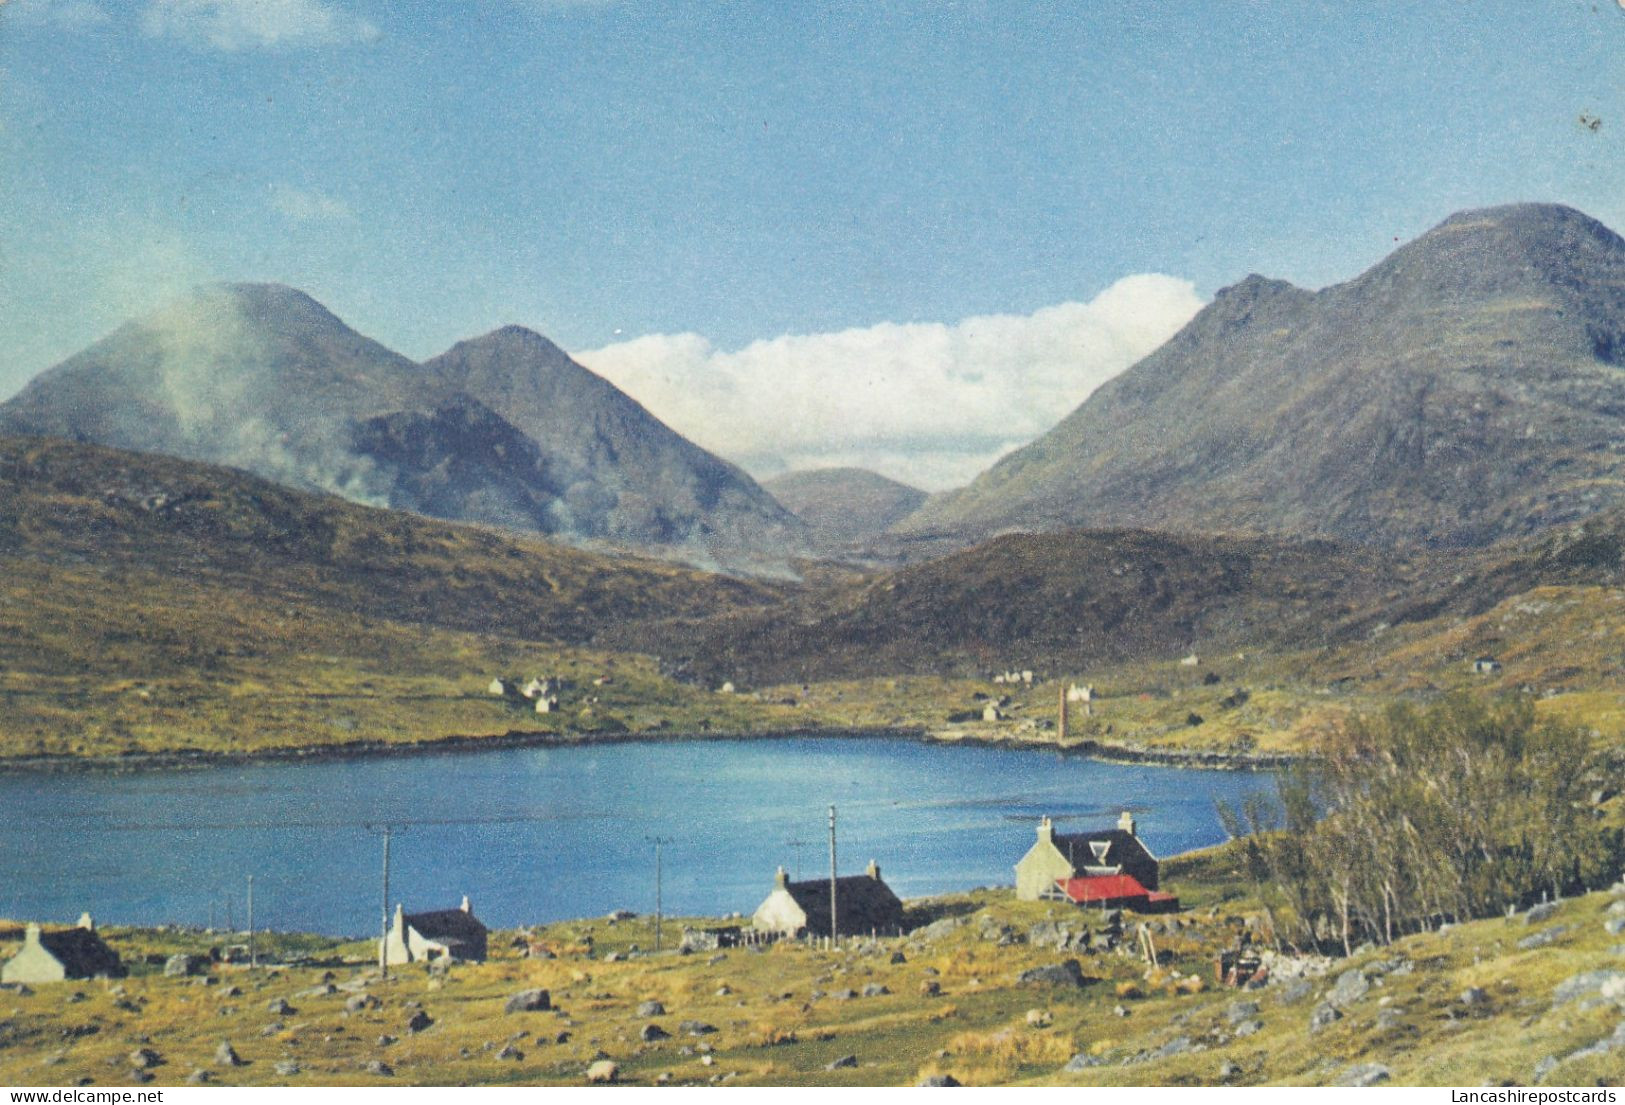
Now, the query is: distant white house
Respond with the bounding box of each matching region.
[1472,656,1502,674]
[382,897,488,965]
[2,915,125,984]
[488,677,514,697]
[1180,654,1200,667]
[1066,683,1094,704]
[534,694,560,714]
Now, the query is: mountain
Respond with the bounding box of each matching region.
[898,203,1625,548]
[424,326,804,550]
[763,467,927,548]
[0,286,805,560]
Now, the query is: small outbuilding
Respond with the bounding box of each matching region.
[1471,656,1502,674]
[382,896,488,965]
[2,916,125,984]
[752,860,904,938]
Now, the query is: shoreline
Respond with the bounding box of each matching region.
[0,722,1299,775]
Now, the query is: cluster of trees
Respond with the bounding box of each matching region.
[1219,695,1623,953]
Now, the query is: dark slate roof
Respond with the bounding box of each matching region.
[404,908,487,945]
[1051,829,1151,868]
[784,875,903,935]
[38,928,125,978]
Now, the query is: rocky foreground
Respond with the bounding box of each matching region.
[1,878,1622,1087]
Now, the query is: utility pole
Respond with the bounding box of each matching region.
[1058,682,1068,745]
[828,805,838,949]
[368,824,404,977]
[646,835,674,952]
[246,875,256,968]
[785,838,812,880]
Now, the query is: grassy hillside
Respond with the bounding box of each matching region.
[0,436,794,760]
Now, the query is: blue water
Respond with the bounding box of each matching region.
[0,738,1276,935]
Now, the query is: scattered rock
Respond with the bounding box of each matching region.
[832,988,858,1001]
[1518,927,1570,950]
[1605,917,1625,937]
[1112,1005,1129,1018]
[364,1060,393,1077]
[504,989,551,1014]
[1325,968,1369,1008]
[345,993,380,1013]
[918,1074,960,1086]
[1533,1055,1558,1083]
[496,1044,523,1061]
[406,1010,433,1034]
[1234,1019,1263,1037]
[637,1000,665,1017]
[1337,1062,1391,1087]
[1226,999,1260,1024]
[1219,1059,1241,1079]
[129,1048,161,1069]
[1025,1008,1052,1028]
[1552,970,1625,1007]
[214,1041,244,1067]
[266,998,295,1016]
[1017,960,1087,988]
[128,1069,154,1084]
[641,1023,670,1042]
[274,1061,301,1076]
[680,1020,717,1036]
[1309,1003,1342,1032]
[826,1054,859,1070]
[375,1035,396,1048]
[862,983,890,998]
[920,981,942,998]
[1063,1052,1101,1072]
[890,952,907,964]
[186,1070,213,1085]
[1525,902,1560,925]
[586,1059,619,1084]
[164,954,207,978]
[1276,978,1315,1004]
[1460,987,1489,1008]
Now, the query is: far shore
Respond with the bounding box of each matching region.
[0,722,1298,776]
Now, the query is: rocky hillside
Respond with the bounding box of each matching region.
[899,204,1625,549]
[0,286,805,560]
[763,467,927,549]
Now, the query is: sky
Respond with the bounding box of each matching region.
[4,0,1625,488]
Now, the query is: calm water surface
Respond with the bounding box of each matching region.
[0,737,1277,934]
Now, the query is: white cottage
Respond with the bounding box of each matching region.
[382,896,488,965]
[2,916,125,984]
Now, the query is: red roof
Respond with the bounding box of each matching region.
[1055,873,1152,904]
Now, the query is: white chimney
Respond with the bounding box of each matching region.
[460,894,471,914]
[1118,810,1137,837]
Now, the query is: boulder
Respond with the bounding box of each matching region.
[680,1020,717,1036]
[1525,902,1560,925]
[586,1059,619,1084]
[266,998,295,1016]
[345,993,380,1013]
[496,1044,523,1061]
[826,1054,859,1070]
[1025,1008,1052,1028]
[164,954,208,978]
[862,983,890,998]
[1225,999,1260,1024]
[920,980,942,998]
[405,1010,433,1034]
[1309,1003,1342,1032]
[364,1060,393,1077]
[1337,1063,1391,1087]
[129,1048,161,1069]
[1552,970,1625,1007]
[504,989,551,1014]
[1233,1019,1263,1037]
[213,1041,243,1067]
[1460,987,1489,1007]
[1063,1052,1101,1071]
[1325,968,1369,1008]
[274,1061,301,1076]
[1605,917,1625,937]
[918,1074,960,1086]
[640,1023,670,1042]
[1017,960,1087,988]
[637,1000,665,1017]
[1518,926,1570,950]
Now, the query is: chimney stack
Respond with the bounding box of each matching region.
[24,922,41,946]
[1037,815,1054,842]
[460,894,472,914]
[866,858,880,880]
[77,912,95,931]
[774,866,788,889]
[1118,810,1137,837]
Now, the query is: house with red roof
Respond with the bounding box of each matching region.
[1015,811,1179,912]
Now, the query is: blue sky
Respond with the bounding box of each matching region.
[4,0,1625,486]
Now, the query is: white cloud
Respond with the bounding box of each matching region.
[6,0,113,30]
[268,182,353,223]
[141,0,378,50]
[575,274,1206,492]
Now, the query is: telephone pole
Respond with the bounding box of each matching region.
[828,805,838,948]
[246,875,256,968]
[646,835,674,952]
[369,824,404,977]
